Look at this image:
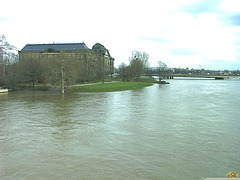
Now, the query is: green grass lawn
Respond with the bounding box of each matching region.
[69,81,156,92]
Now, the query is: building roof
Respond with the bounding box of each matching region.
[92,43,114,60]
[92,43,106,51]
[20,43,89,52]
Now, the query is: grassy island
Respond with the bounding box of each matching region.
[69,78,157,92]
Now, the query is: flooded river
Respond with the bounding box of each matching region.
[0,78,239,179]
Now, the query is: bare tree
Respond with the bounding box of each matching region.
[20,59,43,87]
[40,51,80,92]
[118,62,130,81]
[158,60,168,82]
[0,34,16,83]
[4,62,21,90]
[129,50,149,80]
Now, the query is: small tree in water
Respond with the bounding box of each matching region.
[158,61,168,82]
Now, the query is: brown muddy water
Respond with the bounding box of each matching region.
[0,78,239,179]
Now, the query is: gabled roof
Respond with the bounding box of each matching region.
[20,43,89,52]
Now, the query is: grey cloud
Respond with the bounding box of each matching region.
[223,13,240,27]
[171,48,197,55]
[235,39,240,46]
[180,0,240,27]
[180,0,224,15]
[0,17,9,21]
[140,37,169,43]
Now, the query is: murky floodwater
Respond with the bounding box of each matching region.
[0,78,240,179]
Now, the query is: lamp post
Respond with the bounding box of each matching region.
[102,51,105,84]
[61,60,64,94]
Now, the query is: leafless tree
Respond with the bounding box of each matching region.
[118,62,131,81]
[158,60,169,81]
[129,50,149,80]
[0,34,16,83]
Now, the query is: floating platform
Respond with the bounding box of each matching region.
[158,81,170,84]
[215,77,224,80]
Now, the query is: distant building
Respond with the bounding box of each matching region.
[19,42,114,81]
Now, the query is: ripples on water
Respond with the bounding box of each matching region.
[0,79,240,179]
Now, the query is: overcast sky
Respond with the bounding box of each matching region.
[1,0,240,70]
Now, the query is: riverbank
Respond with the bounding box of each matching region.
[69,80,156,92]
[4,78,158,93]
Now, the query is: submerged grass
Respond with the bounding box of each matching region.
[69,81,156,92]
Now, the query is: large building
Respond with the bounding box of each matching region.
[19,42,114,81]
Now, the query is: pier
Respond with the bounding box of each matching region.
[152,74,240,79]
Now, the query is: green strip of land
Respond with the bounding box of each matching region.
[69,81,156,92]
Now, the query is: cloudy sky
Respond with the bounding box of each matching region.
[1,0,240,70]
